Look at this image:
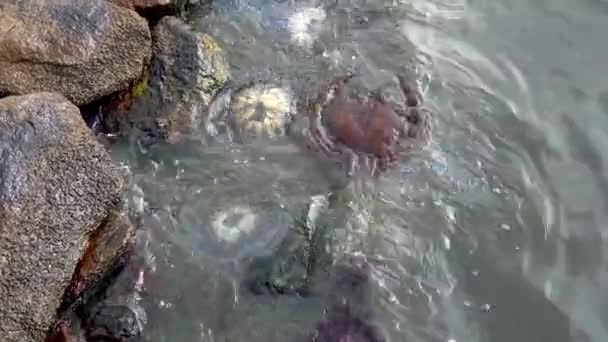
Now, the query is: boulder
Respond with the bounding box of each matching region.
[81,254,147,342]
[0,0,151,106]
[0,93,131,342]
[108,0,213,26]
[113,16,231,143]
[110,0,174,10]
[109,0,208,12]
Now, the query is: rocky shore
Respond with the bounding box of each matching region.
[0,1,222,341]
[0,1,433,341]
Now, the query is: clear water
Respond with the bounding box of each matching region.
[109,0,608,341]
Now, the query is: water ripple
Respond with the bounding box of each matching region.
[104,0,608,341]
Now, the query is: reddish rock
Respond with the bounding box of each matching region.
[67,212,135,302]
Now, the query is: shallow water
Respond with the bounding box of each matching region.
[109,0,608,341]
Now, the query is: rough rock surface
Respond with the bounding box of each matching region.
[81,255,147,342]
[110,0,173,10]
[0,0,151,106]
[0,93,127,342]
[66,211,135,303]
[119,16,231,143]
[109,0,212,24]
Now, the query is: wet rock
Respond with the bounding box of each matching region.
[66,211,135,302]
[243,193,349,297]
[311,306,384,342]
[45,321,82,342]
[86,304,143,341]
[117,16,231,143]
[0,93,127,342]
[110,0,174,10]
[0,0,151,106]
[109,0,177,24]
[81,256,147,342]
[241,187,387,341]
[46,251,147,342]
[109,0,210,17]
[243,195,385,342]
[243,196,323,296]
[48,260,139,339]
[80,73,150,140]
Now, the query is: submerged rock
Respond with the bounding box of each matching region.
[311,306,384,342]
[0,93,129,342]
[116,16,231,143]
[309,255,385,342]
[81,254,147,342]
[243,194,332,296]
[242,189,366,298]
[0,0,151,106]
[242,188,388,342]
[46,253,147,342]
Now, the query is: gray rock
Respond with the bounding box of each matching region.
[109,0,174,10]
[124,16,231,143]
[243,193,348,297]
[0,93,127,342]
[82,253,147,342]
[0,0,151,106]
[109,0,209,14]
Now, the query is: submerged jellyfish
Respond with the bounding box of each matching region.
[310,256,386,342]
[302,74,432,177]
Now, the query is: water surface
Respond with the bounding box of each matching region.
[110,0,608,341]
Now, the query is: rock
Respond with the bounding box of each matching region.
[311,309,385,342]
[85,304,144,341]
[0,93,128,342]
[243,194,337,296]
[0,0,151,106]
[118,16,231,143]
[109,0,210,15]
[110,0,173,10]
[80,73,150,138]
[79,253,147,342]
[243,191,386,342]
[66,211,135,302]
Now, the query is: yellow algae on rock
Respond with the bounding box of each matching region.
[198,34,230,86]
[131,73,149,98]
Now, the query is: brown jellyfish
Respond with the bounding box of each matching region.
[303,73,431,177]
